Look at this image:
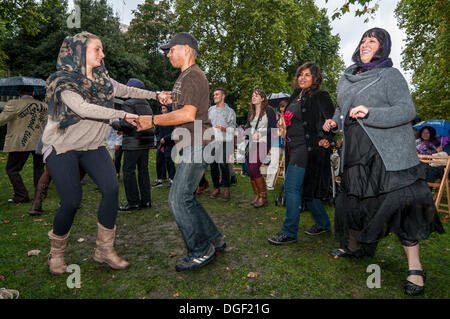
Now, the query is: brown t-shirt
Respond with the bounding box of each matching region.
[171,64,212,147]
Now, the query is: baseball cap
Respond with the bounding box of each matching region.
[127,78,144,89]
[160,32,198,53]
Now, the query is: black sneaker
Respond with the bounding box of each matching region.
[268,233,297,245]
[175,244,216,272]
[213,235,226,252]
[152,180,163,188]
[304,225,331,236]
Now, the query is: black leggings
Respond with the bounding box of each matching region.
[46,147,119,236]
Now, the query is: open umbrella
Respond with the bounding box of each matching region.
[0,76,46,96]
[413,119,450,137]
[267,92,290,108]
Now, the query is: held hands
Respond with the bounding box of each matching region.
[349,105,369,119]
[135,115,153,132]
[158,91,172,105]
[323,119,337,132]
[253,133,261,140]
[124,113,139,127]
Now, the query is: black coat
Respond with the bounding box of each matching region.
[155,124,175,157]
[112,98,154,150]
[287,88,335,200]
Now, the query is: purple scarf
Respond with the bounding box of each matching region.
[357,57,393,72]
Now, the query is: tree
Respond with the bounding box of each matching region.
[174,0,343,117]
[324,0,379,22]
[0,0,62,77]
[0,0,54,35]
[395,0,449,120]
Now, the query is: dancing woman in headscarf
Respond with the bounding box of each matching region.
[42,32,164,275]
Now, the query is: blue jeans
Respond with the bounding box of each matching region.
[168,146,222,257]
[306,199,331,230]
[280,164,331,239]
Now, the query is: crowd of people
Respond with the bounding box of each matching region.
[0,27,447,296]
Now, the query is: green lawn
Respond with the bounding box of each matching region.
[0,151,448,299]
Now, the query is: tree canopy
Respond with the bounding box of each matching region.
[171,0,343,118]
[395,0,449,120]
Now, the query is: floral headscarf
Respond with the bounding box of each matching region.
[45,31,114,129]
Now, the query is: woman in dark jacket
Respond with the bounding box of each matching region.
[268,62,334,245]
[246,89,277,208]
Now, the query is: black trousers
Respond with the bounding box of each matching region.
[114,147,123,175]
[210,142,232,188]
[123,149,151,205]
[6,151,44,201]
[156,149,176,180]
[46,147,119,236]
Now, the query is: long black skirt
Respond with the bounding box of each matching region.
[334,118,444,255]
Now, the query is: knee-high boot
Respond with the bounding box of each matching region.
[250,179,259,205]
[253,177,268,208]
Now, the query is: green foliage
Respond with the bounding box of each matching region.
[0,0,54,35]
[127,0,176,53]
[0,0,178,114]
[395,0,450,120]
[325,0,379,23]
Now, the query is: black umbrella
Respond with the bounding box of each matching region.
[0,76,46,96]
[267,92,290,108]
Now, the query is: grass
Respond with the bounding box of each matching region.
[0,151,449,299]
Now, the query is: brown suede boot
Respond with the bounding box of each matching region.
[250,180,259,205]
[48,230,70,275]
[93,222,130,270]
[29,182,49,216]
[222,187,231,201]
[253,177,268,208]
[210,188,220,199]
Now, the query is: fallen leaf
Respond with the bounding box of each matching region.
[247,272,259,278]
[33,219,43,222]
[2,220,10,224]
[173,292,179,297]
[27,250,41,257]
[169,252,177,258]
[20,215,25,219]
[77,238,85,243]
[226,267,230,271]
[445,248,450,252]
[0,276,5,281]
[12,233,17,236]
[155,214,160,219]
[271,217,278,221]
